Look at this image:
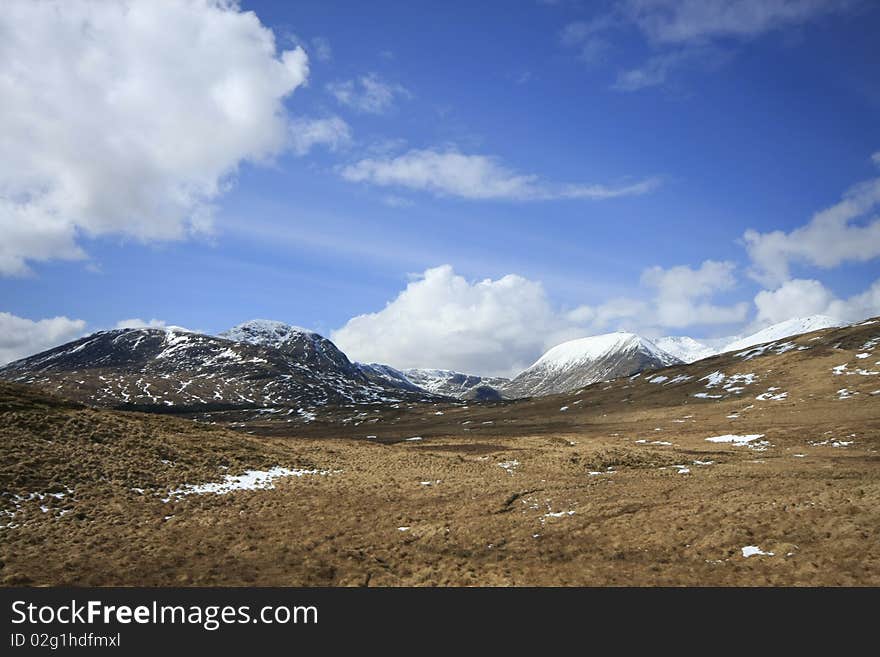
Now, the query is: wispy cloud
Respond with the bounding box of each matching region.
[310,36,332,62]
[561,0,855,92]
[623,0,848,44]
[339,148,660,201]
[289,116,352,155]
[326,73,411,114]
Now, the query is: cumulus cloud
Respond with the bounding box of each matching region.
[0,0,310,276]
[744,176,880,286]
[0,312,86,365]
[332,263,748,376]
[339,148,660,201]
[289,116,352,155]
[753,278,880,327]
[331,266,576,376]
[641,260,749,328]
[753,279,836,326]
[326,73,411,114]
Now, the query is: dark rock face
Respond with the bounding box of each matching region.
[463,385,503,401]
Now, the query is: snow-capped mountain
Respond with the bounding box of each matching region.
[502,332,681,398]
[654,336,717,364]
[402,368,510,400]
[721,315,844,353]
[0,326,433,416]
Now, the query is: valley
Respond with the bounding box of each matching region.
[1,316,878,586]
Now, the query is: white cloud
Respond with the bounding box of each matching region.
[332,263,749,376]
[340,148,660,201]
[326,73,410,114]
[332,266,575,376]
[753,277,880,326]
[0,0,310,276]
[753,278,836,326]
[115,318,168,329]
[623,0,847,44]
[0,312,86,365]
[289,116,352,155]
[641,260,749,328]
[744,176,880,286]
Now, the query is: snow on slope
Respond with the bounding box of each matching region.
[722,315,844,353]
[654,336,716,364]
[402,368,509,399]
[503,332,681,398]
[218,319,318,347]
[531,333,677,371]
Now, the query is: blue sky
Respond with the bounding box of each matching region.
[1,0,879,374]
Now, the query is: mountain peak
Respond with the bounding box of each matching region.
[218,319,318,347]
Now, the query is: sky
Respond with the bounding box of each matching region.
[1,0,879,375]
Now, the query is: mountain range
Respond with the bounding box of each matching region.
[0,315,854,417]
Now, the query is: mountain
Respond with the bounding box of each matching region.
[502,332,681,398]
[722,315,844,353]
[402,368,510,400]
[219,319,361,378]
[0,326,431,417]
[355,364,508,400]
[356,363,427,394]
[654,336,716,363]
